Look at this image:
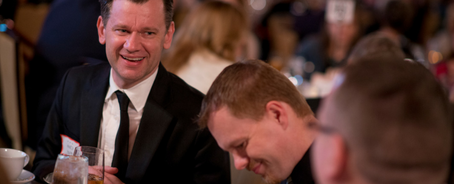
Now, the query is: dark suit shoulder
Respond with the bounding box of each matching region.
[163,71,205,119]
[65,63,110,80]
[60,63,110,88]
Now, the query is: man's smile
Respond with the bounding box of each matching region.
[121,55,145,62]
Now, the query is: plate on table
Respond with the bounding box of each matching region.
[10,170,35,183]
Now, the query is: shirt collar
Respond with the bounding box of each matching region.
[105,67,158,112]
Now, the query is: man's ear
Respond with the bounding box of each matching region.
[330,134,349,181]
[265,101,288,130]
[163,21,175,49]
[97,16,106,45]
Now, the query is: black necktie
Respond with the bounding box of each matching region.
[112,90,130,181]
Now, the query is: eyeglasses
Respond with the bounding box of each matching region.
[307,121,337,135]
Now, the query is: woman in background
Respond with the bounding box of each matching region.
[295,4,367,80]
[163,1,247,94]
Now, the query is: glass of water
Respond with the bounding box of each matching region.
[52,154,88,184]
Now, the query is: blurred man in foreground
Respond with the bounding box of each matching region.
[313,56,453,184]
[198,60,316,184]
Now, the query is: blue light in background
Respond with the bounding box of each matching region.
[0,24,7,32]
[288,75,304,86]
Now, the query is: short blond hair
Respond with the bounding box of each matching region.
[198,59,313,128]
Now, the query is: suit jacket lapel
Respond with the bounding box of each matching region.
[80,64,110,147]
[126,63,173,182]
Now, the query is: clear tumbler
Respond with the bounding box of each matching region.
[52,154,88,184]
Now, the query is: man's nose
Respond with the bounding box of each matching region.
[232,152,249,170]
[124,32,140,52]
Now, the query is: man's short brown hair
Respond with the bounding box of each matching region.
[331,56,453,183]
[99,0,173,29]
[198,59,313,128]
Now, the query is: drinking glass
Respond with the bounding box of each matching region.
[74,146,104,184]
[52,154,88,184]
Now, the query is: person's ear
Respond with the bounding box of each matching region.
[97,16,106,45]
[330,134,349,181]
[163,21,175,49]
[265,101,288,130]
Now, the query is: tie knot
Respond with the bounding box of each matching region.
[115,91,130,111]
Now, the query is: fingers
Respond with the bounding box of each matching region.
[104,172,124,184]
[88,166,103,177]
[104,166,119,174]
[88,166,121,184]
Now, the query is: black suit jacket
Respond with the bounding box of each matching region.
[32,63,230,184]
[289,147,315,184]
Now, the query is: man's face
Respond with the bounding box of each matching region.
[97,0,174,88]
[328,22,358,48]
[208,107,295,184]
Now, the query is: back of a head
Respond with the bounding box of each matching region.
[348,33,406,64]
[198,60,313,128]
[331,57,452,183]
[163,1,247,73]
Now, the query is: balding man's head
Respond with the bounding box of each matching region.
[314,56,452,184]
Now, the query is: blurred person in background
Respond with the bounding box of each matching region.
[427,2,454,71]
[214,0,261,60]
[313,56,453,184]
[162,1,248,94]
[403,0,440,49]
[255,2,296,68]
[172,0,197,29]
[426,3,454,103]
[433,56,454,103]
[25,0,107,150]
[293,0,326,42]
[173,0,261,60]
[375,0,427,66]
[308,32,406,98]
[199,59,317,184]
[295,2,366,80]
[427,2,454,60]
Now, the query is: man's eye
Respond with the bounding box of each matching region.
[116,29,127,33]
[237,142,246,149]
[145,32,154,35]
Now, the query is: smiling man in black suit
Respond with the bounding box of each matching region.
[32,0,230,183]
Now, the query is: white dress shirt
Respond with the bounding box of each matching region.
[99,68,158,166]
